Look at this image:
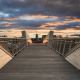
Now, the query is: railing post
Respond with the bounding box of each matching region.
[22,31,27,46]
[55,39,57,50]
[3,39,8,51]
[69,39,72,51]
[15,40,18,53]
[54,39,56,50]
[53,39,55,49]
[59,39,62,53]
[56,39,59,51]
[21,40,23,48]
[18,40,20,51]
[62,39,66,56]
[11,41,14,55]
[48,31,54,48]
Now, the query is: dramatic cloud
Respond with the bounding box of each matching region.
[0,0,80,17]
[0,0,80,31]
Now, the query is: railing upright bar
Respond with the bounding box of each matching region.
[56,39,57,50]
[18,40,20,51]
[62,39,66,56]
[56,39,59,51]
[59,39,62,53]
[53,39,55,49]
[4,39,9,51]
[11,41,14,55]
[54,39,56,50]
[21,40,24,49]
[15,40,18,53]
[55,39,57,50]
[69,39,72,51]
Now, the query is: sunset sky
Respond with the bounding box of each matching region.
[0,0,80,38]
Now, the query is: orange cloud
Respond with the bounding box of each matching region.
[39,17,80,29]
[31,14,58,19]
[8,23,13,25]
[39,21,68,29]
[66,28,76,30]
[21,14,58,19]
[5,25,10,27]
[76,26,80,28]
[4,18,17,21]
[66,16,72,18]
[5,23,13,27]
[65,17,80,22]
[39,24,47,28]
[46,22,68,26]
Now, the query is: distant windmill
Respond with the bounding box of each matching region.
[31,30,42,43]
[33,30,41,39]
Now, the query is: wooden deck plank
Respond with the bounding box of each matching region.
[0,43,80,80]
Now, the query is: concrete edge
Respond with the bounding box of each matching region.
[64,44,80,58]
[0,46,13,58]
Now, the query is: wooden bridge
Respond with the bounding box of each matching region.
[0,31,80,80]
[0,43,80,80]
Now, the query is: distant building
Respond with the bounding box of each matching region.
[58,35,63,38]
[71,34,80,37]
[0,35,7,37]
[31,38,42,43]
[53,35,57,38]
[56,35,63,38]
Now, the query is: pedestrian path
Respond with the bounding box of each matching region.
[0,43,80,80]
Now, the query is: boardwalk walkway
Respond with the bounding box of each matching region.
[0,43,80,80]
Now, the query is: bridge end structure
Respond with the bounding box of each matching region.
[44,31,80,70]
[0,45,13,69]
[22,31,27,46]
[65,44,80,70]
[0,31,29,69]
[47,31,54,47]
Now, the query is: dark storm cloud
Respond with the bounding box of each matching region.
[0,16,64,29]
[0,0,80,17]
[0,20,45,29]
[0,0,45,17]
[0,18,80,30]
[0,0,80,30]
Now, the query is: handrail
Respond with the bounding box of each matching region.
[0,37,27,39]
[44,37,80,40]
[0,38,27,57]
[0,31,31,57]
[44,31,80,57]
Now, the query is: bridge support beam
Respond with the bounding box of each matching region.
[48,31,54,48]
[22,31,27,46]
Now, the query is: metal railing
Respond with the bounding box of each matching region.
[47,38,80,57]
[0,38,27,56]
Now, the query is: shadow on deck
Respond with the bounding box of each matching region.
[0,43,80,80]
